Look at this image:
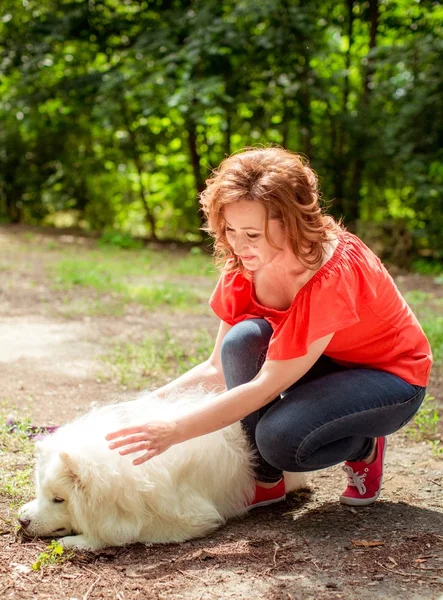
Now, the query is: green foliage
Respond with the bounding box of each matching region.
[411,260,443,276]
[0,0,441,253]
[99,230,144,250]
[32,541,73,571]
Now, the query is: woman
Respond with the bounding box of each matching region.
[106,147,432,508]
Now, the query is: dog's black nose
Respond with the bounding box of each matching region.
[18,518,30,529]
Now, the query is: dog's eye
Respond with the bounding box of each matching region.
[53,497,65,504]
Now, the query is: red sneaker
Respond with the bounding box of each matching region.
[340,437,387,506]
[246,478,286,511]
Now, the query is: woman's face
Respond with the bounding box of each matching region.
[223,200,287,271]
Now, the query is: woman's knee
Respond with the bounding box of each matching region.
[221,319,272,380]
[255,413,304,471]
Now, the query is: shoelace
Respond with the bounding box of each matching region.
[342,465,369,495]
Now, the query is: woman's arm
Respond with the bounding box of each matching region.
[106,332,334,464]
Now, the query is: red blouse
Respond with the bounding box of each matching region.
[209,232,432,387]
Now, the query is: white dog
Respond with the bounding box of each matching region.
[18,388,306,550]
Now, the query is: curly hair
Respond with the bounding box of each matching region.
[199,146,343,274]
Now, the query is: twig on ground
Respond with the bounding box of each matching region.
[273,542,279,567]
[81,567,99,577]
[376,561,419,579]
[311,559,322,571]
[83,575,101,600]
[177,569,208,585]
[22,542,46,549]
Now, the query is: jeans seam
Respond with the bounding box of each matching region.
[295,387,425,467]
[256,348,267,373]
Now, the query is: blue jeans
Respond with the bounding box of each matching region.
[221,319,427,483]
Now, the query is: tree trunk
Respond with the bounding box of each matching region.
[348,0,378,223]
[363,0,379,106]
[4,187,23,223]
[333,0,355,217]
[299,84,312,158]
[281,95,291,149]
[185,116,206,229]
[120,99,157,240]
[342,0,354,115]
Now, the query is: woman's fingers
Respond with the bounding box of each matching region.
[105,426,145,441]
[117,440,151,456]
[108,433,147,449]
[133,448,158,466]
[106,420,175,464]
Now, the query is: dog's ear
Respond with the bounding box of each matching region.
[59,452,90,493]
[60,452,80,480]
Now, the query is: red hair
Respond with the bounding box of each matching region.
[199,147,342,274]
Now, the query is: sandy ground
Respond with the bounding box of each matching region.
[0,225,442,600]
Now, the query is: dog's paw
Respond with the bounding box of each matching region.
[59,535,101,551]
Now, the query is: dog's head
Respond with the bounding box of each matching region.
[18,444,86,539]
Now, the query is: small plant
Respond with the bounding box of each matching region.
[429,439,443,459]
[406,394,440,441]
[32,540,73,571]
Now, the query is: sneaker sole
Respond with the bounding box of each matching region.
[339,490,380,506]
[245,495,286,511]
[339,438,387,507]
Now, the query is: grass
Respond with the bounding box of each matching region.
[53,262,206,310]
[104,328,214,389]
[422,316,443,365]
[402,291,442,455]
[0,261,11,272]
[0,408,36,520]
[407,393,442,457]
[57,296,127,318]
[403,290,443,366]
[405,394,442,458]
[406,394,440,441]
[50,247,216,313]
[0,409,36,456]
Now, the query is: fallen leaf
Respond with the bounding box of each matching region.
[350,539,385,548]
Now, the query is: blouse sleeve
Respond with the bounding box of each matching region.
[209,269,251,325]
[267,236,382,361]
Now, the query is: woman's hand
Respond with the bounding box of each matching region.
[105,420,180,466]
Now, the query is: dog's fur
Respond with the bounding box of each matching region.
[18,388,306,550]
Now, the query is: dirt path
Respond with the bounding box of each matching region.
[1,226,442,600]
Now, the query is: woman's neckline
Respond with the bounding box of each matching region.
[249,234,347,314]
